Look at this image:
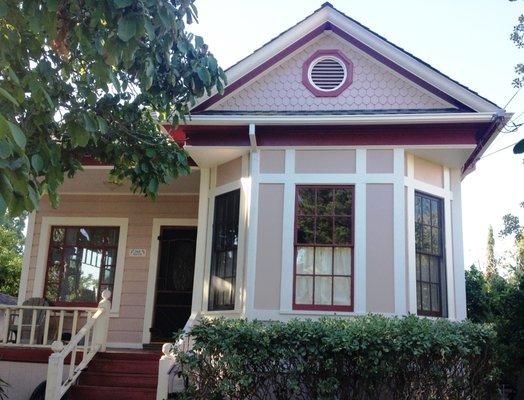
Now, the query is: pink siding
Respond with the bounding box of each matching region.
[366,184,395,313]
[216,157,242,187]
[295,150,356,173]
[366,149,394,173]
[413,156,444,188]
[211,35,451,112]
[260,150,286,174]
[26,194,198,345]
[254,184,284,310]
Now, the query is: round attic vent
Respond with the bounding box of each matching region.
[308,56,347,91]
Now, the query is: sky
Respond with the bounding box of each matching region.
[189,0,524,270]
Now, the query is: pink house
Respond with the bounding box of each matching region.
[0,3,509,399]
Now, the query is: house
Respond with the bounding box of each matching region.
[0,3,509,399]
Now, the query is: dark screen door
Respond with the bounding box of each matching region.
[151,227,197,342]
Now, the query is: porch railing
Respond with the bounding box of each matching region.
[156,312,200,400]
[44,290,111,400]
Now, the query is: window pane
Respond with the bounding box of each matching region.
[333,277,351,305]
[422,198,431,225]
[61,247,101,303]
[296,276,313,304]
[420,254,430,282]
[315,247,332,275]
[316,217,332,244]
[296,247,314,274]
[431,200,440,226]
[297,188,316,215]
[65,228,78,245]
[422,225,431,252]
[103,266,115,285]
[77,228,93,245]
[415,196,422,223]
[430,256,440,283]
[334,217,351,245]
[334,188,351,215]
[297,216,315,244]
[431,227,440,255]
[52,227,65,243]
[431,284,441,312]
[334,248,351,275]
[421,283,430,311]
[416,282,422,309]
[314,277,332,305]
[317,188,334,215]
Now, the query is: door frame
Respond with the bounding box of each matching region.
[142,218,198,344]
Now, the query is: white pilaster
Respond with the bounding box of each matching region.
[354,148,367,314]
[393,148,406,315]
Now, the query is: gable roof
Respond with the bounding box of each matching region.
[192,2,501,114]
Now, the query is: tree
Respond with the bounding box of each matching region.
[509,0,524,154]
[486,225,497,281]
[0,219,24,296]
[0,0,226,218]
[465,265,491,323]
[500,202,524,272]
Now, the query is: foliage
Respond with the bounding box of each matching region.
[173,316,498,400]
[0,377,7,400]
[0,0,226,218]
[500,203,524,272]
[0,215,25,296]
[509,0,524,154]
[466,266,524,392]
[486,225,497,280]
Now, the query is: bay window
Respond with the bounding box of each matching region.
[44,226,119,305]
[293,186,354,311]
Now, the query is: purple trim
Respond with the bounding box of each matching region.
[461,115,505,175]
[194,22,474,112]
[175,123,483,147]
[302,49,353,97]
[193,23,329,112]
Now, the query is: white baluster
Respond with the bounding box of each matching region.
[15,308,23,344]
[29,309,37,345]
[92,290,111,352]
[156,343,177,400]
[45,341,65,400]
[43,310,51,345]
[2,309,10,343]
[57,310,65,342]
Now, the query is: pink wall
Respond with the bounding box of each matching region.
[212,35,451,112]
[413,156,444,188]
[26,194,198,345]
[295,150,356,173]
[260,150,286,174]
[216,157,242,186]
[366,184,395,313]
[254,184,284,310]
[366,149,394,173]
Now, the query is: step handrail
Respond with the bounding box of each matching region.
[156,312,200,400]
[44,290,111,400]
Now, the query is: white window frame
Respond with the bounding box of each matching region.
[32,216,129,315]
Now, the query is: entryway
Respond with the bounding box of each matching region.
[150,226,197,342]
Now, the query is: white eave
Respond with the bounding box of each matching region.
[183,112,498,126]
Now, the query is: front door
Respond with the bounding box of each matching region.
[151,226,197,342]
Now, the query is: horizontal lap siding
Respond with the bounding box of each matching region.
[26,194,198,345]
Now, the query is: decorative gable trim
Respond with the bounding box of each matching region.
[192,4,501,114]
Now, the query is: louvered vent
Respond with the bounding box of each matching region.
[309,57,347,91]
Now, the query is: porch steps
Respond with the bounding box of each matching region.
[69,350,160,400]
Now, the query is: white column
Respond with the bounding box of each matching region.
[245,152,260,319]
[191,168,211,313]
[18,211,36,305]
[354,149,367,314]
[279,150,296,312]
[393,149,407,315]
[443,167,456,319]
[405,153,417,315]
[450,168,467,320]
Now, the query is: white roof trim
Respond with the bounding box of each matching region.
[183,112,496,126]
[193,5,502,114]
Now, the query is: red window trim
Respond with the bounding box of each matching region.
[43,225,119,307]
[292,185,355,312]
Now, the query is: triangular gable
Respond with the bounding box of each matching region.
[193,3,500,114]
[207,33,453,112]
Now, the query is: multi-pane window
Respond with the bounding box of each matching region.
[208,189,240,311]
[45,226,119,305]
[294,186,354,311]
[415,192,446,316]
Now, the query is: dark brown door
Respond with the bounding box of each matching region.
[150,226,197,342]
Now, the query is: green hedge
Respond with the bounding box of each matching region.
[173,315,498,400]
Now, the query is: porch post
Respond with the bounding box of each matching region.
[190,168,211,313]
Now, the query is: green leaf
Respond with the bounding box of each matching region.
[144,19,155,39]
[8,122,26,149]
[513,138,524,154]
[0,0,7,18]
[69,122,90,147]
[0,87,20,107]
[114,0,133,8]
[97,116,108,134]
[0,139,12,158]
[117,16,137,42]
[197,67,211,86]
[83,113,98,132]
[31,154,44,172]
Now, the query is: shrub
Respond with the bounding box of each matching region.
[173,315,498,400]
